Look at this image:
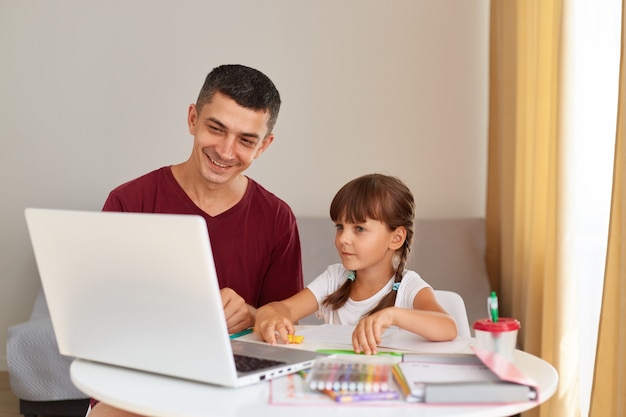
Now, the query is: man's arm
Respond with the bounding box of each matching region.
[220,287,255,333]
[257,208,304,306]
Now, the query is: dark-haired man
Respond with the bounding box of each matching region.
[90,64,303,417]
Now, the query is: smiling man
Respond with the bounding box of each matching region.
[102,64,303,334]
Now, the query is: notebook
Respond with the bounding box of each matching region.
[24,207,322,388]
[392,352,537,403]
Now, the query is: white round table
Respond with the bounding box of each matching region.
[72,347,558,417]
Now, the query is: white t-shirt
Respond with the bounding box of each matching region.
[307,263,431,325]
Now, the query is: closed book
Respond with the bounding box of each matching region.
[392,351,537,404]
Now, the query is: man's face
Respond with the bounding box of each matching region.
[187,92,274,187]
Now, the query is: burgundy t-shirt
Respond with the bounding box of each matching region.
[102,166,304,307]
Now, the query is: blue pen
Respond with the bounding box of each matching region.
[488,291,499,322]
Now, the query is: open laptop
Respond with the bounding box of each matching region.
[24,208,322,387]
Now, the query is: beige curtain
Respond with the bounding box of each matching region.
[486,1,577,416]
[589,1,626,415]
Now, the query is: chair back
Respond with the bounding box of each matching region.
[434,290,472,338]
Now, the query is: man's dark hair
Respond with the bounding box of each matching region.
[196,64,281,136]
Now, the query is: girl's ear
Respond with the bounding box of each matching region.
[389,227,407,250]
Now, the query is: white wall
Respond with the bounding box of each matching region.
[0,0,489,370]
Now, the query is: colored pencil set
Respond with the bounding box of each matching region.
[307,360,393,393]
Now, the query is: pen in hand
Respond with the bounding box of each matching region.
[488,291,499,322]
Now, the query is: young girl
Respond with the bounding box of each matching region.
[254,173,458,354]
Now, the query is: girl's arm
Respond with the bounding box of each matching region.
[352,287,458,354]
[253,288,319,345]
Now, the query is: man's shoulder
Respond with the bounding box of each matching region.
[103,166,175,212]
[109,166,172,193]
[246,177,294,213]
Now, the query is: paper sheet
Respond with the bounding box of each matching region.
[295,324,472,354]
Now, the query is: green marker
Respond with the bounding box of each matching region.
[229,328,253,339]
[488,291,499,322]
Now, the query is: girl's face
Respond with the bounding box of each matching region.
[334,218,405,276]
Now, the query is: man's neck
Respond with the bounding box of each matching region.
[170,163,248,217]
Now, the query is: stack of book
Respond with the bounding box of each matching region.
[391,348,538,403]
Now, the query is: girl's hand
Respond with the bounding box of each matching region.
[351,308,395,354]
[253,305,295,345]
[252,289,319,345]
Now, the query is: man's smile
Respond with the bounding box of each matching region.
[205,150,237,170]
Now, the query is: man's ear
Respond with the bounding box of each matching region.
[390,227,407,250]
[187,104,198,135]
[254,134,274,159]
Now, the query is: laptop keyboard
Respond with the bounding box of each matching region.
[233,354,286,373]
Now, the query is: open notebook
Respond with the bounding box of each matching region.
[24,208,321,388]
